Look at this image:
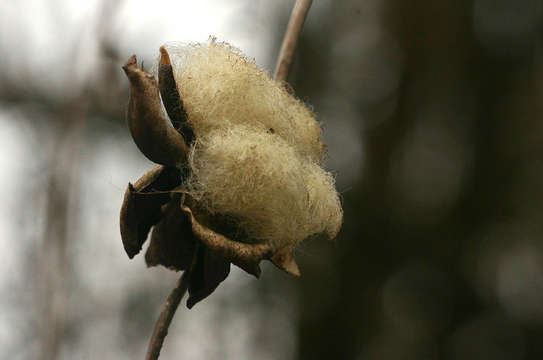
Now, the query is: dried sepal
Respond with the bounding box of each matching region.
[270,246,300,277]
[158,46,194,145]
[145,194,197,271]
[182,205,268,277]
[122,182,233,307]
[122,55,189,167]
[187,246,230,309]
[181,205,301,278]
[119,165,182,258]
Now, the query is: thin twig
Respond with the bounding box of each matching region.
[145,270,191,360]
[273,0,313,82]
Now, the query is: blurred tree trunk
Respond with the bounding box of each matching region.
[294,1,481,359]
[38,104,84,360]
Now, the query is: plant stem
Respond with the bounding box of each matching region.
[145,270,191,360]
[274,0,313,82]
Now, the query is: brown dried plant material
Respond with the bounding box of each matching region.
[144,194,196,271]
[120,167,232,306]
[158,46,194,145]
[121,54,217,302]
[120,165,181,258]
[181,205,300,277]
[123,56,188,167]
[186,245,230,309]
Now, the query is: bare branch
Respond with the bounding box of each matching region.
[273,0,313,82]
[145,270,191,360]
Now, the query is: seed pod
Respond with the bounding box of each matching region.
[120,40,343,307]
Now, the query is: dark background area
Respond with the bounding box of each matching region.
[2,0,543,359]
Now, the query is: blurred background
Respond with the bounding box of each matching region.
[2,0,543,359]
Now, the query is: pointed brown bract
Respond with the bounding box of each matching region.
[271,246,301,277]
[123,55,189,167]
[120,166,181,258]
[145,194,197,270]
[158,46,194,145]
[182,205,269,277]
[181,205,301,278]
[187,246,230,309]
